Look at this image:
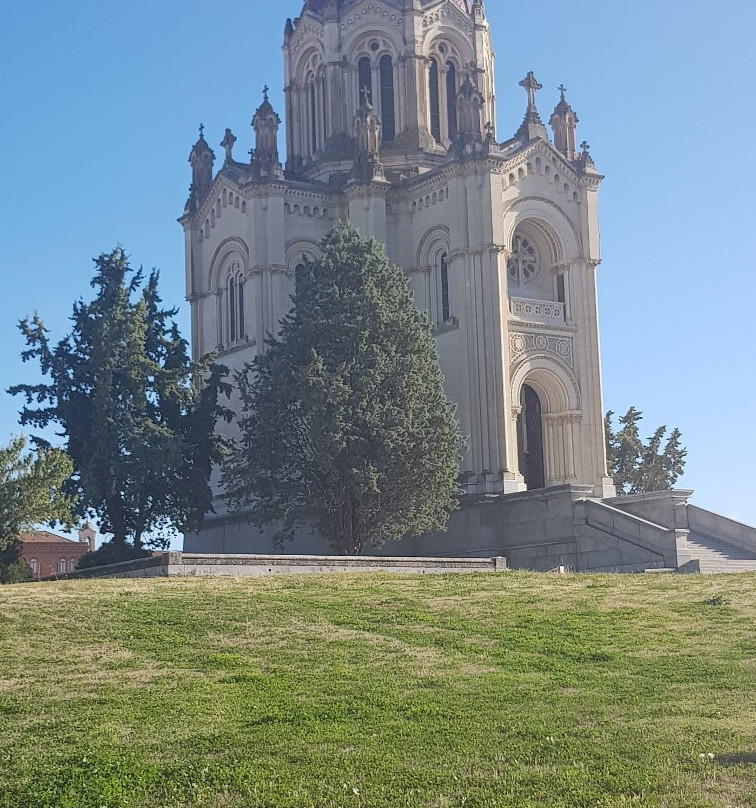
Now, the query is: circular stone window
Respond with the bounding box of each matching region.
[370,40,380,52]
[507,234,540,288]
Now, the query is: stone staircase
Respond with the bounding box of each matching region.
[685,532,756,574]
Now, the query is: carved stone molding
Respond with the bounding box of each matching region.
[510,331,574,368]
[510,297,565,326]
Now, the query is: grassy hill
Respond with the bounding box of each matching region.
[0,572,754,808]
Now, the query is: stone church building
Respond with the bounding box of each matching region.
[180,0,756,573]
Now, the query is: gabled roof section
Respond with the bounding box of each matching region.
[20,530,76,544]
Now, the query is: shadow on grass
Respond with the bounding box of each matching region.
[716,752,756,766]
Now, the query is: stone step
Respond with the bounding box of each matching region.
[682,531,756,574]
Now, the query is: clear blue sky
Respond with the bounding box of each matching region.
[1,0,755,533]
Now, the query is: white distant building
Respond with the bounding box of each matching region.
[180,0,756,573]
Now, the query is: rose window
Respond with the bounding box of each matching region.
[507,234,539,288]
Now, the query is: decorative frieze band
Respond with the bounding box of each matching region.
[510,297,565,325]
[510,331,574,368]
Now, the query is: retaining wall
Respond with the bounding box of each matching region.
[51,553,509,580]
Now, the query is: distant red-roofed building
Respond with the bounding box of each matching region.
[19,524,96,579]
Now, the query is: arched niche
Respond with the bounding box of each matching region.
[208,236,249,293]
[503,201,579,307]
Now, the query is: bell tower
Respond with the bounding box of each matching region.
[283,0,495,181]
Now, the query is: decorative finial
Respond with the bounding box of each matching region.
[558,84,567,101]
[263,85,269,101]
[198,123,205,140]
[580,140,591,156]
[359,86,371,107]
[519,71,543,109]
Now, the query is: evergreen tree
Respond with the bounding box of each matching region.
[10,248,231,552]
[605,408,686,495]
[0,436,74,583]
[224,225,463,555]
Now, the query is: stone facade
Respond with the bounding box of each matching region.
[181,0,616,556]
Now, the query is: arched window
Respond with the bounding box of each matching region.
[440,252,450,322]
[446,62,458,139]
[30,558,38,577]
[379,55,395,143]
[309,83,318,154]
[428,58,441,143]
[227,266,245,345]
[58,558,66,575]
[358,57,372,106]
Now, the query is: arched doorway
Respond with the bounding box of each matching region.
[517,384,545,490]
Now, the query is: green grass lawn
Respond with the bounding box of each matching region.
[0,572,754,808]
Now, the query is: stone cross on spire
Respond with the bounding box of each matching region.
[221,128,237,164]
[515,71,547,142]
[263,85,269,101]
[519,71,543,110]
[558,83,567,101]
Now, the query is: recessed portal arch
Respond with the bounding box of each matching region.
[511,360,582,488]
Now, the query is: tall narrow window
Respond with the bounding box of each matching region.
[309,83,317,154]
[30,558,38,577]
[237,277,245,339]
[58,559,66,575]
[446,62,458,139]
[440,253,450,322]
[429,58,441,142]
[228,275,237,343]
[358,57,372,105]
[379,55,395,142]
[295,263,307,295]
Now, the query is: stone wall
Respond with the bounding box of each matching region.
[186,486,675,573]
[50,553,509,580]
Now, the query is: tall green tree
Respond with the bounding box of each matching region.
[605,407,686,495]
[10,248,231,551]
[0,436,74,583]
[224,225,463,555]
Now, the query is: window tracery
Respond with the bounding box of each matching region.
[507,234,539,288]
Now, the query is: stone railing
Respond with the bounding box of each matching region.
[510,297,565,325]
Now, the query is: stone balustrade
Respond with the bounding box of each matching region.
[510,296,565,325]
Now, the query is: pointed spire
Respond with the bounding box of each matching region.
[352,88,383,183]
[577,139,597,172]
[550,83,579,160]
[515,71,548,143]
[450,72,487,158]
[251,86,282,180]
[186,125,215,214]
